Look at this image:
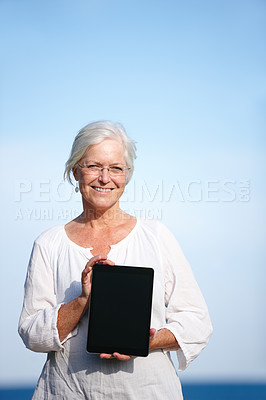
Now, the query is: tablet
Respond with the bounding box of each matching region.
[87,264,154,357]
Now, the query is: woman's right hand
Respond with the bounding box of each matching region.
[58,255,115,343]
[79,255,115,309]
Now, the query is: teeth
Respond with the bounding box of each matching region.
[93,187,112,192]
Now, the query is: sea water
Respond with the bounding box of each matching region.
[0,383,266,400]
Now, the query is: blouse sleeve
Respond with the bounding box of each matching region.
[18,240,65,353]
[158,223,213,370]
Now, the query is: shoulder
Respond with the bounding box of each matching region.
[137,218,187,263]
[34,225,64,248]
[27,226,65,268]
[136,219,179,249]
[137,218,175,239]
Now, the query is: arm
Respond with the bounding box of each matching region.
[18,237,113,352]
[57,255,114,342]
[158,223,213,370]
[18,240,64,352]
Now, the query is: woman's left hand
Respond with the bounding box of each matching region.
[99,329,157,360]
[149,328,180,351]
[100,352,131,361]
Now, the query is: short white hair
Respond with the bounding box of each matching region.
[64,120,137,185]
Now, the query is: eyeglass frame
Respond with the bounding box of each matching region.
[77,162,131,177]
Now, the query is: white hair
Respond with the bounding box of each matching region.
[64,120,137,185]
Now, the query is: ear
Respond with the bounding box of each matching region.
[72,167,78,181]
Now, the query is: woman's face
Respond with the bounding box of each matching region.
[74,139,128,213]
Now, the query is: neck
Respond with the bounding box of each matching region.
[78,203,128,229]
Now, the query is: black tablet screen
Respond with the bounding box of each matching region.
[87,264,154,357]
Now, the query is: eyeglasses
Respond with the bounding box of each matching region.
[77,163,130,177]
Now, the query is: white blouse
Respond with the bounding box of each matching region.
[18,218,212,400]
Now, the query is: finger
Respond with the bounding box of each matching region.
[97,258,115,266]
[82,265,92,277]
[99,353,114,359]
[83,255,108,275]
[113,352,131,361]
[81,264,93,281]
[150,328,156,337]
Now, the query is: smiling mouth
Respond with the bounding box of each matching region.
[92,186,114,193]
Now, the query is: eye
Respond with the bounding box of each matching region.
[86,164,100,170]
[110,166,124,173]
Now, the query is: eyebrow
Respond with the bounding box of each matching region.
[82,159,124,165]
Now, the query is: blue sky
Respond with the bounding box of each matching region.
[0,0,265,386]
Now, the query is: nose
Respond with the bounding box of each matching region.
[98,167,111,183]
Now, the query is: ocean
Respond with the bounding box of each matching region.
[0,383,266,399]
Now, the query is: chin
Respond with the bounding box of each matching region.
[85,197,119,211]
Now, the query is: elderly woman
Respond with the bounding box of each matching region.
[19,121,212,399]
